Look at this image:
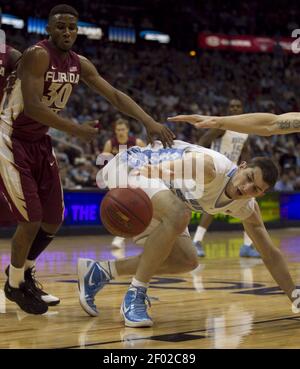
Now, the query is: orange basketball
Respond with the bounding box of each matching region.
[100,188,153,237]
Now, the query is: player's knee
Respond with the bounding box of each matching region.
[175,256,198,273]
[18,221,41,234]
[174,240,199,271]
[41,222,62,235]
[183,249,199,271]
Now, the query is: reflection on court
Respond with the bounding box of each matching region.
[0,228,300,348]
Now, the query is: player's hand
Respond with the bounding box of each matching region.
[76,120,99,141]
[167,115,221,129]
[82,119,101,129]
[146,121,175,148]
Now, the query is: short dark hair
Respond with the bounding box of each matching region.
[248,157,279,189]
[49,4,79,20]
[114,118,130,129]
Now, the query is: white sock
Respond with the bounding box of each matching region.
[100,260,118,279]
[243,232,252,246]
[112,237,125,248]
[193,226,207,243]
[9,265,25,288]
[113,236,125,243]
[131,277,149,289]
[25,259,36,270]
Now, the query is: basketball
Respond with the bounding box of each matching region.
[100,187,153,237]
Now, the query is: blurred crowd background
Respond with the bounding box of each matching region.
[2,0,300,191]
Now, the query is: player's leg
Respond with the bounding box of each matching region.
[78,235,198,320]
[157,235,199,274]
[26,140,64,305]
[133,190,191,283]
[100,235,198,277]
[78,190,191,325]
[0,146,48,314]
[0,192,15,226]
[19,221,62,306]
[120,225,196,328]
[193,213,214,257]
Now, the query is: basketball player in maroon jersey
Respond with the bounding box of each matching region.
[103,117,145,248]
[103,118,145,156]
[0,13,22,226]
[0,4,174,315]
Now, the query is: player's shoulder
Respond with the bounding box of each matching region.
[19,46,50,74]
[78,54,88,62]
[23,45,49,62]
[78,54,92,67]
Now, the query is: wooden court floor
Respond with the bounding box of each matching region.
[1,228,300,349]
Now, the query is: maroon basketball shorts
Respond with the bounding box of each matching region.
[0,133,64,224]
[0,191,16,225]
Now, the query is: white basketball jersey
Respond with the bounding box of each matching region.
[113,140,255,221]
[211,131,248,164]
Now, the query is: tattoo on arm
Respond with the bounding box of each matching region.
[276,120,300,130]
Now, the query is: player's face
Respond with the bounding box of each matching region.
[227,164,269,199]
[115,124,129,141]
[47,14,78,51]
[228,100,243,115]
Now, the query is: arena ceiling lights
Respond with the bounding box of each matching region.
[27,17,103,40]
[140,30,170,44]
[2,14,24,29]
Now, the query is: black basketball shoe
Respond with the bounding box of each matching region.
[5,266,60,306]
[4,280,48,315]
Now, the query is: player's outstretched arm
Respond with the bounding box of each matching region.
[79,56,175,147]
[20,47,97,141]
[242,202,296,303]
[168,113,300,136]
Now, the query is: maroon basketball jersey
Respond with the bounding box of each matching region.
[111,135,137,155]
[0,44,15,102]
[1,39,81,141]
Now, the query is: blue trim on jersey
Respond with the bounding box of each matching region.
[227,167,238,178]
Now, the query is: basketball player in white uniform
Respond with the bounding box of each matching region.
[193,100,259,258]
[77,140,298,328]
